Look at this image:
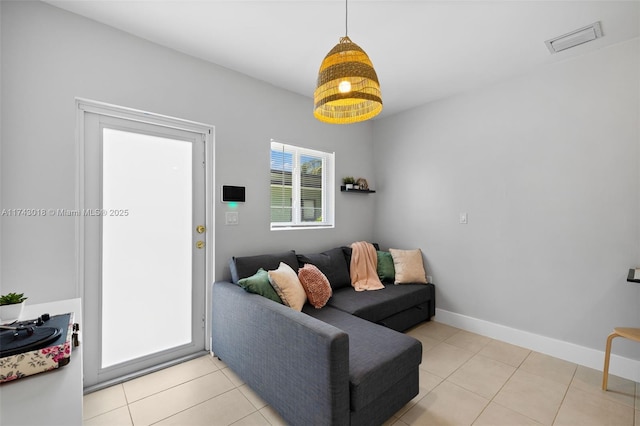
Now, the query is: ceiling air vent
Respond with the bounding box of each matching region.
[545,22,603,54]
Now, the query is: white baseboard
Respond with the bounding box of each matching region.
[435,308,640,383]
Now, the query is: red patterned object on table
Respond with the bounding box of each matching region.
[0,313,74,383]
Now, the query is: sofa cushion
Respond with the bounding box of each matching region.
[230,250,298,284]
[268,262,307,311]
[303,305,422,411]
[298,264,332,309]
[327,284,432,324]
[376,251,395,283]
[237,268,283,304]
[389,248,428,284]
[297,247,351,290]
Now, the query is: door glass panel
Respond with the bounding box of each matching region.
[101,128,192,368]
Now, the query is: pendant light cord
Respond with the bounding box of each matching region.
[345,0,348,36]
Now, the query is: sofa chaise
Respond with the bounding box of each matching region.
[211,246,436,425]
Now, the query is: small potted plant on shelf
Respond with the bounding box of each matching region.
[0,292,28,322]
[342,176,355,190]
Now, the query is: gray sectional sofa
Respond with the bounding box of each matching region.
[211,246,436,425]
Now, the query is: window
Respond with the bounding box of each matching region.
[270,140,334,229]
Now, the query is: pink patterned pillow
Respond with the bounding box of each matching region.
[298,264,332,309]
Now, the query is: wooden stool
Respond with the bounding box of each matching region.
[602,327,640,390]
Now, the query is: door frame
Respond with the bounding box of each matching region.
[75,98,215,382]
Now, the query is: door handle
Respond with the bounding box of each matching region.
[196,225,206,234]
[196,241,205,249]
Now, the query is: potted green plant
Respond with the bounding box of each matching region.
[0,292,27,322]
[342,176,355,190]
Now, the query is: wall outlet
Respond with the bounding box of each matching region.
[459,212,468,224]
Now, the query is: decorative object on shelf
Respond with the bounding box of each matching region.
[355,178,369,190]
[313,0,382,124]
[0,292,28,323]
[342,176,356,190]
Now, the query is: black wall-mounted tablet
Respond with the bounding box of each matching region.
[222,185,246,203]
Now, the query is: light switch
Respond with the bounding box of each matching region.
[459,212,468,224]
[225,211,238,225]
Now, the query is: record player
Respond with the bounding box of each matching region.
[0,312,78,383]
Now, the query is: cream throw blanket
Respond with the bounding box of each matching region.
[350,241,385,291]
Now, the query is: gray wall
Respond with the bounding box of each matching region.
[372,39,640,359]
[0,1,376,303]
[3,0,638,362]
[0,1,3,297]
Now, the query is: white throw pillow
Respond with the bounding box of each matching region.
[268,262,307,311]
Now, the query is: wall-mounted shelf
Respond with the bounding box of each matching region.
[340,186,375,193]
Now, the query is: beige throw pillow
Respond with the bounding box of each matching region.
[389,248,428,284]
[268,262,307,311]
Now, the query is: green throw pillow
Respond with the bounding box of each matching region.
[237,268,283,304]
[377,251,395,283]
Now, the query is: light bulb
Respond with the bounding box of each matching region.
[338,80,351,93]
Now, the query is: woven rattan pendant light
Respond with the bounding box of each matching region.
[313,0,382,124]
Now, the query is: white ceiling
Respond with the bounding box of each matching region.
[44,1,639,119]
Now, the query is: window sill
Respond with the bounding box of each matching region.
[270,224,334,231]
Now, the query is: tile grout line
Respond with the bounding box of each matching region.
[82,383,129,423]
[396,326,455,423]
[415,328,530,425]
[549,362,578,426]
[125,362,226,425]
[82,404,129,423]
[122,383,136,426]
[87,327,640,426]
[124,369,221,405]
[229,408,271,426]
[84,357,264,426]
[144,382,256,426]
[468,350,523,425]
[127,404,135,426]
[412,326,531,424]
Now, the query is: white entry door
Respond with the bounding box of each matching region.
[78,100,213,389]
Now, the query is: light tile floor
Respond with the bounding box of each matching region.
[83,321,640,425]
